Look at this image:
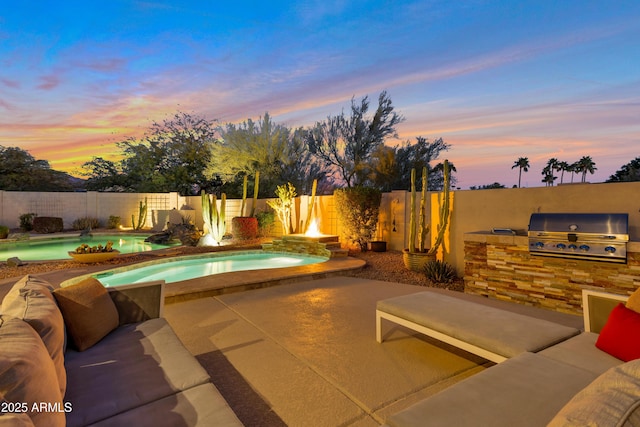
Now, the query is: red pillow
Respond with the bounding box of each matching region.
[596,303,640,362]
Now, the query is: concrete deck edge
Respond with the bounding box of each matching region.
[164,256,366,304]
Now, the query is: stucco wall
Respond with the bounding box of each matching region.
[2,182,639,271]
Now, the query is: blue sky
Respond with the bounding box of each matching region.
[1,0,639,188]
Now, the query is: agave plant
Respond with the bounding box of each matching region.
[423,259,457,284]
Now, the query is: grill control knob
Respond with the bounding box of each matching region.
[605,246,617,254]
[534,242,545,249]
[568,244,578,250]
[579,244,590,251]
[556,243,566,249]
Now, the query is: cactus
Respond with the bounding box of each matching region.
[418,166,429,252]
[250,171,260,217]
[428,159,451,256]
[131,197,148,230]
[304,179,318,233]
[240,175,248,216]
[408,169,417,253]
[202,190,226,245]
[408,168,429,253]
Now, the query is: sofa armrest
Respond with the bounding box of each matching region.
[107,280,165,325]
[582,289,628,333]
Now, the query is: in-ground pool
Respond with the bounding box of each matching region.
[90,251,328,287]
[0,234,179,261]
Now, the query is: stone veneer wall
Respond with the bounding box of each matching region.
[464,234,640,315]
[262,235,332,258]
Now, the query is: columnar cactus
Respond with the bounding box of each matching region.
[408,167,429,253]
[250,171,260,217]
[304,178,318,233]
[428,159,451,256]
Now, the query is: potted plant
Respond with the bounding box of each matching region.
[403,160,451,271]
[370,220,387,252]
[231,172,260,240]
[68,241,120,263]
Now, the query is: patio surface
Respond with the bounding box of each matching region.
[0,254,584,426]
[164,275,583,426]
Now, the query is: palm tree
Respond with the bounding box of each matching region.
[542,158,559,186]
[557,161,570,184]
[569,161,580,183]
[511,157,529,188]
[542,171,557,187]
[577,156,597,183]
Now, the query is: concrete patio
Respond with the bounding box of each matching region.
[164,276,583,426]
[0,253,584,426]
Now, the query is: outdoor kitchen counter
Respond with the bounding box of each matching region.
[463,232,640,315]
[463,231,640,252]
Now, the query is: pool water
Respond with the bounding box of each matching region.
[0,234,178,261]
[93,251,328,287]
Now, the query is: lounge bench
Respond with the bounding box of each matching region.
[382,289,633,427]
[376,291,580,363]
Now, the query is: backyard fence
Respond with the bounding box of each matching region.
[2,181,640,274]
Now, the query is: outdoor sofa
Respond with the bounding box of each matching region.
[0,275,242,427]
[379,289,640,426]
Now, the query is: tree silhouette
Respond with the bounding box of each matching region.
[511,157,529,188]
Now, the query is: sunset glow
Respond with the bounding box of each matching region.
[1,1,638,188]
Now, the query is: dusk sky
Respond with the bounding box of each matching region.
[1,1,639,189]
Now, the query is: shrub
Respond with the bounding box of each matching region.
[423,259,457,284]
[256,211,275,236]
[0,225,8,239]
[33,217,63,233]
[107,216,121,229]
[71,217,101,230]
[19,213,36,231]
[334,186,381,252]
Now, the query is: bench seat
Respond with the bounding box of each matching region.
[376,291,580,363]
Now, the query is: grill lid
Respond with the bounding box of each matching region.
[528,213,629,238]
[528,213,629,263]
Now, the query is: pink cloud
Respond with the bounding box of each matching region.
[37,75,61,90]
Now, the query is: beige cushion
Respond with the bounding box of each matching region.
[1,275,67,396]
[0,316,65,427]
[548,359,640,426]
[626,287,640,314]
[53,278,119,351]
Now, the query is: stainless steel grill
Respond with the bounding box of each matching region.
[528,213,629,263]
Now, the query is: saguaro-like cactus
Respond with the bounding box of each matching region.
[132,197,148,230]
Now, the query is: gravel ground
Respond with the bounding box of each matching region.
[0,241,464,292]
[343,250,465,292]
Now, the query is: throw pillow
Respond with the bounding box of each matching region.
[626,286,640,314]
[548,359,640,426]
[596,303,640,362]
[1,275,67,397]
[0,316,65,427]
[53,278,119,352]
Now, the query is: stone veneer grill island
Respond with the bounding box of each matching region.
[463,231,640,315]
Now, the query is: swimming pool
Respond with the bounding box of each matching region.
[0,234,179,261]
[89,251,328,287]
